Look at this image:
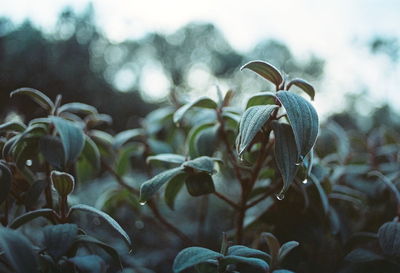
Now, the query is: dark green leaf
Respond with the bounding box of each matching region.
[220,255,269,273]
[58,102,98,115]
[278,241,299,264]
[345,248,383,263]
[39,136,66,170]
[173,97,218,125]
[241,60,283,87]
[80,136,100,171]
[195,261,218,273]
[50,116,85,163]
[182,156,219,174]
[147,138,173,154]
[287,78,315,100]
[0,162,12,205]
[228,245,271,262]
[195,125,219,157]
[164,173,187,210]
[261,232,280,268]
[10,87,54,111]
[50,171,75,196]
[2,135,18,158]
[173,247,223,273]
[69,204,132,247]
[0,121,26,133]
[147,153,186,165]
[9,209,56,229]
[308,173,329,215]
[84,113,113,129]
[185,173,215,196]
[113,129,144,149]
[246,92,277,109]
[276,91,319,160]
[0,227,39,273]
[43,224,78,260]
[139,167,186,203]
[68,255,106,273]
[187,123,215,158]
[272,122,299,196]
[378,222,400,256]
[114,143,137,176]
[236,105,278,156]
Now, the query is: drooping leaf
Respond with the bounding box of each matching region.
[69,204,132,247]
[164,173,187,210]
[57,102,98,115]
[0,121,26,133]
[276,91,319,160]
[10,87,54,111]
[146,153,186,165]
[50,116,85,164]
[8,209,56,229]
[182,156,219,174]
[39,136,66,170]
[236,105,278,156]
[173,97,218,125]
[113,129,144,149]
[80,136,101,171]
[241,60,283,87]
[139,167,186,203]
[378,222,400,256]
[308,173,330,215]
[246,92,277,109]
[221,255,269,273]
[286,78,315,100]
[228,245,271,262]
[187,122,215,158]
[68,255,106,273]
[0,162,12,205]
[344,248,384,263]
[272,122,299,196]
[50,171,75,196]
[43,224,78,260]
[185,173,215,196]
[173,247,223,273]
[0,228,39,273]
[261,233,280,268]
[277,241,299,264]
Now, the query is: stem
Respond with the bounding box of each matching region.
[197,195,209,242]
[44,163,53,209]
[246,183,280,209]
[213,191,240,210]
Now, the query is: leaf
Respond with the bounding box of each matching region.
[139,167,186,203]
[221,255,269,273]
[8,209,56,229]
[345,248,384,263]
[39,136,66,170]
[195,261,218,273]
[246,92,277,109]
[272,270,295,273]
[173,247,223,273]
[80,136,100,171]
[287,78,315,100]
[272,122,299,196]
[241,60,283,87]
[69,204,132,247]
[68,255,106,273]
[378,222,400,256]
[276,91,319,160]
[185,173,215,196]
[51,171,75,196]
[187,122,215,158]
[228,245,271,262]
[164,173,187,210]
[84,113,113,129]
[182,156,219,174]
[173,97,218,125]
[57,102,98,115]
[236,105,278,156]
[0,227,39,273]
[50,116,85,164]
[146,153,186,165]
[24,180,47,209]
[308,173,330,215]
[0,121,26,133]
[261,232,280,268]
[43,224,78,260]
[113,129,144,149]
[0,162,12,205]
[10,87,54,111]
[2,135,19,158]
[114,144,137,176]
[278,241,299,264]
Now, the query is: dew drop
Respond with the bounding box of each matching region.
[239,155,244,162]
[25,159,32,166]
[139,201,147,206]
[295,162,301,166]
[302,179,308,184]
[276,192,285,201]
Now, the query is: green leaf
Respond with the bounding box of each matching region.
[0,121,26,133]
[278,241,299,264]
[113,129,144,149]
[195,261,218,273]
[308,173,329,216]
[10,87,54,111]
[345,248,384,263]
[246,92,277,109]
[236,105,278,156]
[2,135,19,158]
[69,204,132,247]
[164,173,187,210]
[261,233,280,268]
[173,247,223,273]
[80,136,101,171]
[228,245,271,262]
[0,228,39,273]
[187,122,215,158]
[84,113,113,129]
[39,136,66,170]
[114,144,137,176]
[173,97,218,125]
[378,222,400,256]
[57,102,98,115]
[139,167,186,203]
[182,156,219,174]
[43,224,78,260]
[220,255,269,273]
[287,78,315,100]
[146,153,186,165]
[241,60,283,87]
[8,209,56,229]
[50,171,75,196]
[50,116,85,164]
[272,122,299,196]
[0,162,12,205]
[68,255,106,273]
[195,125,219,157]
[185,173,215,196]
[276,91,319,160]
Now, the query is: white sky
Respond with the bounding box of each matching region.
[1,0,400,116]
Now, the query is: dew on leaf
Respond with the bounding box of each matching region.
[276,192,285,201]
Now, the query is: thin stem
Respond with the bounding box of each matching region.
[44,163,53,209]
[213,191,240,210]
[246,183,280,209]
[197,195,209,242]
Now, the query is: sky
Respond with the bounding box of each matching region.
[1,0,400,116]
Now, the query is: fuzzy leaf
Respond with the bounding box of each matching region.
[236,105,278,156]
[262,233,280,268]
[81,136,101,171]
[51,171,75,196]
[182,156,219,174]
[58,102,98,115]
[10,87,54,111]
[68,255,106,273]
[147,153,186,165]
[173,97,218,125]
[164,173,187,210]
[246,92,277,109]
[287,78,315,100]
[241,60,283,87]
[345,248,383,263]
[43,224,78,260]
[8,209,56,229]
[173,247,223,273]
[39,136,66,170]
[378,222,400,256]
[113,129,144,149]
[221,255,269,273]
[228,245,271,262]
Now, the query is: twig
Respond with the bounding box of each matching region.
[213,191,240,210]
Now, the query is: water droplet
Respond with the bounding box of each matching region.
[295,162,301,166]
[239,155,244,162]
[139,201,147,206]
[129,249,134,254]
[302,179,308,184]
[276,192,285,201]
[25,159,32,166]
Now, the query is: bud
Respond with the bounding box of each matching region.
[50,170,75,196]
